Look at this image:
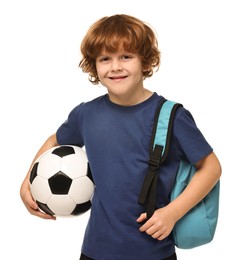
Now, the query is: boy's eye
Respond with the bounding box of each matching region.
[122,55,132,60]
[97,56,109,62]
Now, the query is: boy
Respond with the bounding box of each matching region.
[20,14,221,260]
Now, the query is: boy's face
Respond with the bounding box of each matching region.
[95,49,145,105]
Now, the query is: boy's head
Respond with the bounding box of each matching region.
[79,14,160,85]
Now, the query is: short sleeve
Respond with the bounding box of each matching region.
[173,107,213,164]
[56,103,84,147]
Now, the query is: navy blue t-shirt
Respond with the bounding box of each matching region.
[56,93,213,260]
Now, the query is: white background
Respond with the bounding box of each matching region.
[1,0,243,259]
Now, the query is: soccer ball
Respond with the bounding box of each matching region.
[29,145,94,216]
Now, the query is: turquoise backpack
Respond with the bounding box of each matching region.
[138,99,220,249]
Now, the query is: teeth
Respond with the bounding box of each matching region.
[113,76,125,79]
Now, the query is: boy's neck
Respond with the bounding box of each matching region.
[108,88,153,106]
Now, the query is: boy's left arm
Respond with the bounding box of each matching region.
[137,151,222,240]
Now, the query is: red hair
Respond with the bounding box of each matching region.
[79,14,160,85]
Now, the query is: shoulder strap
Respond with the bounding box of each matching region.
[152,100,182,160]
[138,99,182,219]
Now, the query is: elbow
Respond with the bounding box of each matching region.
[216,158,222,180]
[196,151,222,182]
[211,152,222,181]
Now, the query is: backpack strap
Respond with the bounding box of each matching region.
[138,99,182,219]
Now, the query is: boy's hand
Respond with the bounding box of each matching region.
[136,207,175,240]
[20,179,56,220]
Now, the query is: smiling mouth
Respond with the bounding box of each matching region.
[109,76,128,80]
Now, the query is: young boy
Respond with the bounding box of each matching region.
[20,14,221,260]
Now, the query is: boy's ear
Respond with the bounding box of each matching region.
[142,65,151,72]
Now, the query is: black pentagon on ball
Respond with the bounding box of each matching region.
[71,201,92,215]
[30,162,39,184]
[48,171,72,194]
[52,146,75,158]
[36,200,55,215]
[87,163,94,183]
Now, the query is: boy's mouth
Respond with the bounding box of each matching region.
[109,75,128,80]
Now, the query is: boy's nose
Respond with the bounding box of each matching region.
[111,60,122,71]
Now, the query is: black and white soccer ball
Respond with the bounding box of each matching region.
[29,145,94,216]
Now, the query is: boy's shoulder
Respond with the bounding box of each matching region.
[83,94,107,106]
[75,94,107,110]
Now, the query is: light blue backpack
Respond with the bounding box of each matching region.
[138,99,220,249]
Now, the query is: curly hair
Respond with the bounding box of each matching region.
[79,14,161,85]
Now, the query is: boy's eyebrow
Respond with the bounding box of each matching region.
[98,50,137,56]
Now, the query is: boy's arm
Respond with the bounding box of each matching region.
[167,151,221,222]
[137,151,222,240]
[20,134,59,220]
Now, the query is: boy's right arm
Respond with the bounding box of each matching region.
[20,134,59,220]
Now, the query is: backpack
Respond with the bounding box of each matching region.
[138,98,220,249]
